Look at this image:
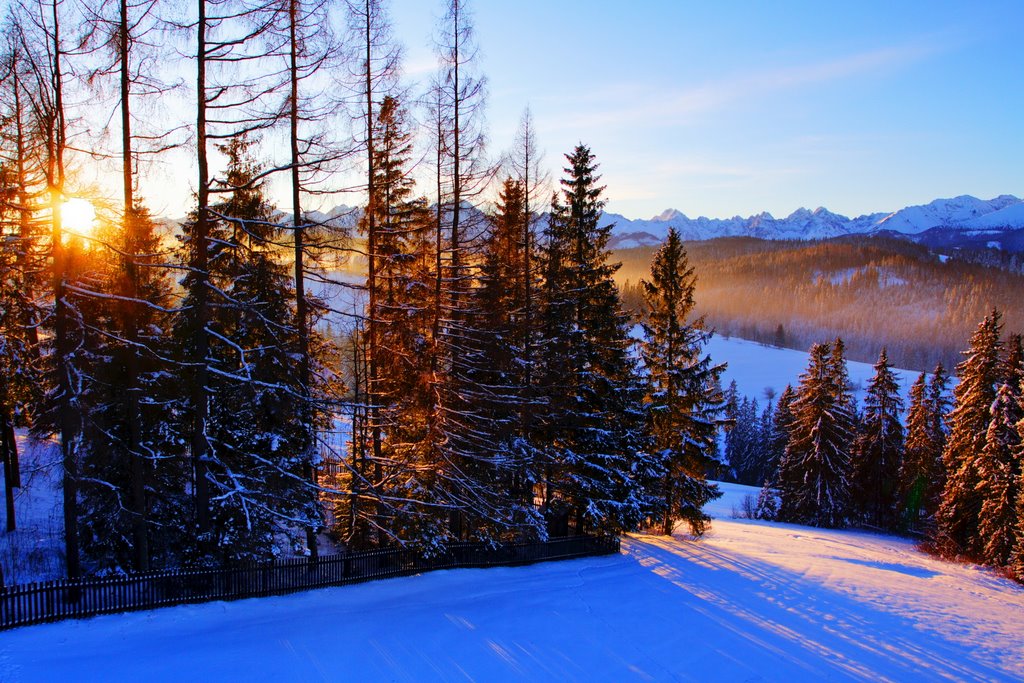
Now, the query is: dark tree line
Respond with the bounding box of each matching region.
[730,312,1024,581]
[0,0,726,580]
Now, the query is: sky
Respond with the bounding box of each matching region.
[96,0,1024,222]
[380,0,1024,220]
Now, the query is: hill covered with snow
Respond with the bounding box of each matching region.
[707,335,931,409]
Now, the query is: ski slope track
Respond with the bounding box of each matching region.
[2,484,1021,682]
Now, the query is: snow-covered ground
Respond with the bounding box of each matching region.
[3,482,1021,682]
[0,434,64,584]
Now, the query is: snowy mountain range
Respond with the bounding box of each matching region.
[605,194,1024,248]
[289,194,1024,251]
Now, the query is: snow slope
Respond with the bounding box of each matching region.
[2,482,1021,682]
[706,335,929,407]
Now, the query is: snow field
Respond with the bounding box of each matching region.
[2,482,1021,682]
[707,335,930,408]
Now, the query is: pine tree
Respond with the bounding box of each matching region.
[851,349,904,529]
[899,364,950,530]
[900,373,935,528]
[727,396,762,486]
[68,208,187,572]
[470,177,542,534]
[976,382,1021,567]
[1002,333,1024,392]
[537,144,653,535]
[753,398,775,486]
[757,385,795,520]
[935,310,1003,559]
[641,227,723,536]
[781,341,854,528]
[176,137,320,562]
[344,94,436,548]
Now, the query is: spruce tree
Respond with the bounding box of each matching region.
[900,373,936,528]
[537,144,653,534]
[935,310,1003,559]
[727,396,761,486]
[899,364,950,529]
[0,179,37,531]
[767,385,795,477]
[431,176,541,543]
[176,137,321,562]
[471,177,542,534]
[757,385,795,520]
[640,227,723,536]
[71,207,187,572]
[927,364,952,505]
[829,338,855,416]
[851,349,904,529]
[722,381,739,475]
[1012,436,1024,579]
[976,382,1021,567]
[753,398,775,487]
[1002,333,1024,392]
[781,341,854,528]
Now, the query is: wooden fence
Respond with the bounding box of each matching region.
[0,534,619,631]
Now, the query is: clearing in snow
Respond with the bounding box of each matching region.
[1,483,1021,682]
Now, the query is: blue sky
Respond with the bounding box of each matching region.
[387,0,1024,220]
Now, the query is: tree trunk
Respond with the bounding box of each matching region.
[662,474,674,536]
[1,401,17,532]
[192,0,212,546]
[120,0,150,573]
[289,0,318,560]
[449,1,461,309]
[362,0,384,550]
[47,0,79,580]
[13,67,40,359]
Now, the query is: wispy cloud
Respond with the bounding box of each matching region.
[542,41,945,133]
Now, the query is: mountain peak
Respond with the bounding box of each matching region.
[651,208,686,222]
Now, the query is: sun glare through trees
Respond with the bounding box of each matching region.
[60,198,96,238]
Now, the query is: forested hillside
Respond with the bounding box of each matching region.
[618,236,1024,372]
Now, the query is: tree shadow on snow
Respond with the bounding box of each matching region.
[839,557,939,579]
[619,535,1017,682]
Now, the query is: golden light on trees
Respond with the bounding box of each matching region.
[62,198,97,238]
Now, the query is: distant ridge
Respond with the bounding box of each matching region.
[603,194,1024,248]
[189,194,1024,251]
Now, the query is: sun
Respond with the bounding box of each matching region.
[62,198,97,236]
